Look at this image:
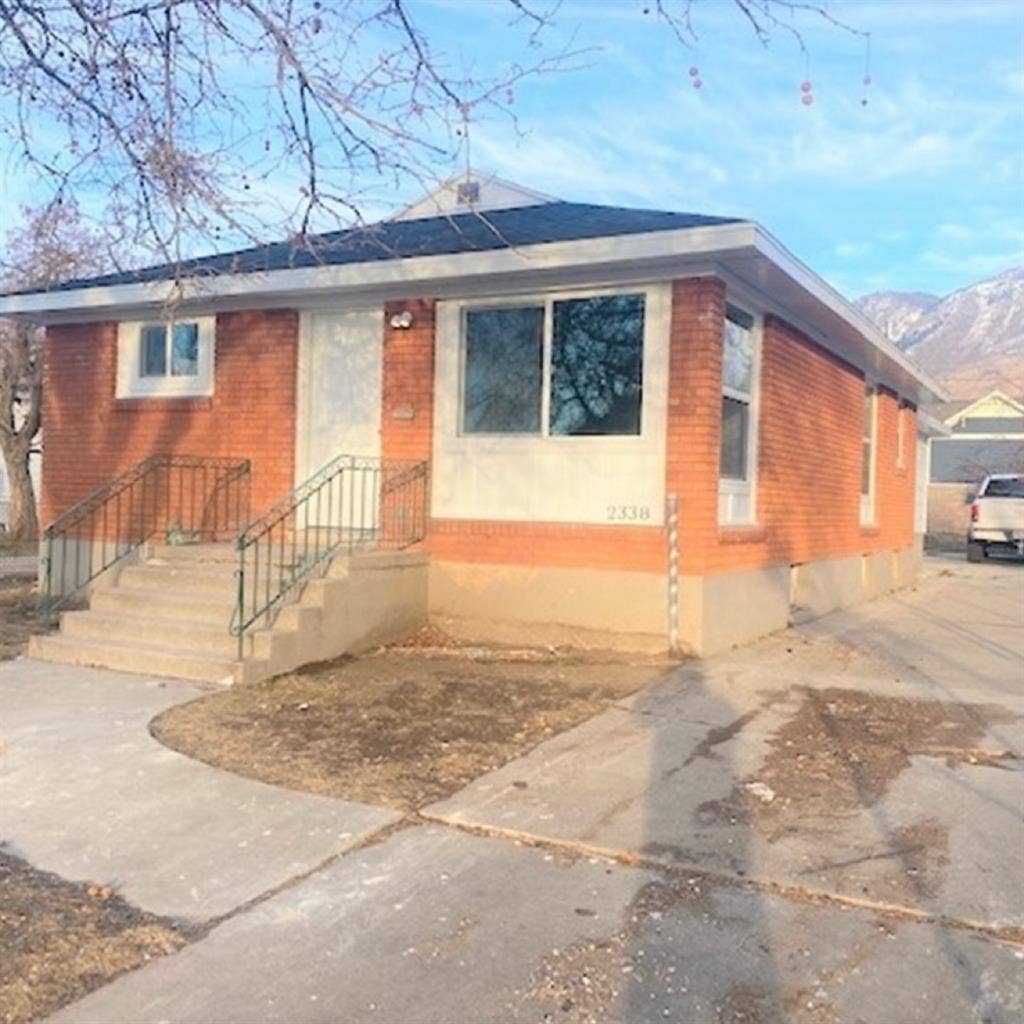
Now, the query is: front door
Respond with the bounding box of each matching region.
[298,308,383,479]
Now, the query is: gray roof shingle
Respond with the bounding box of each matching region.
[9,201,741,296]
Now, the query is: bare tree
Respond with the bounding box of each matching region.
[0,203,105,540]
[0,0,865,271]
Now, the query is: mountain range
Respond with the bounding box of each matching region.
[855,267,1024,399]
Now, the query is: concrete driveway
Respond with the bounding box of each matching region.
[7,555,1023,1023]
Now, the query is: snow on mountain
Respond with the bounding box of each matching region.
[855,290,938,347]
[856,268,1024,398]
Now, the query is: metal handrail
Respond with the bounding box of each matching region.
[230,454,428,659]
[41,454,251,613]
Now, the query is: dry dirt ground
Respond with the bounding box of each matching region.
[0,579,51,661]
[152,628,675,811]
[0,851,192,1024]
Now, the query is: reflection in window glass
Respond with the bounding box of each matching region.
[720,306,756,483]
[862,385,876,497]
[549,294,644,436]
[140,325,166,377]
[723,305,754,394]
[171,323,199,376]
[720,396,749,480]
[463,307,544,433]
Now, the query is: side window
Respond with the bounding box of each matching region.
[718,304,760,525]
[861,383,877,524]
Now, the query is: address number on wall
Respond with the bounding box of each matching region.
[606,505,651,522]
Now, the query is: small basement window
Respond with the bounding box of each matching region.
[116,317,215,398]
[718,303,760,525]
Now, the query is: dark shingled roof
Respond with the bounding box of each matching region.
[12,201,742,296]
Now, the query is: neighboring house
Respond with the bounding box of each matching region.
[0,175,945,681]
[923,390,1024,549]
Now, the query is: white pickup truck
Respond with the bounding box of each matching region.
[967,474,1024,562]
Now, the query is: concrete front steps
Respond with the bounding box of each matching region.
[29,542,428,685]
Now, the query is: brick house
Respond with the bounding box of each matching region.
[0,176,945,681]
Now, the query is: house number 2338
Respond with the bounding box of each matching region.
[606,505,650,522]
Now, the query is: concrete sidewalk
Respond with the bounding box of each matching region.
[15,555,1024,1022]
[0,659,400,921]
[49,823,1024,1024]
[427,558,1024,931]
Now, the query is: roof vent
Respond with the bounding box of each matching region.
[456,179,481,205]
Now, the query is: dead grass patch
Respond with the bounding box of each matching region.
[152,637,674,810]
[0,850,192,1024]
[0,579,52,661]
[695,687,1021,846]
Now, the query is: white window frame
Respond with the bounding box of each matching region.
[861,381,878,525]
[432,283,669,526]
[116,316,215,399]
[457,288,649,442]
[718,303,762,527]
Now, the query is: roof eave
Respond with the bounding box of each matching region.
[751,226,949,405]
[0,220,759,318]
[0,217,946,406]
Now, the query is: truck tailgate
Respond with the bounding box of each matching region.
[976,497,1024,533]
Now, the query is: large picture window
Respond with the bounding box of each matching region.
[718,303,760,525]
[460,292,645,438]
[550,294,644,435]
[463,307,544,433]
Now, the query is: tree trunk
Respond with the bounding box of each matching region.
[1,441,38,541]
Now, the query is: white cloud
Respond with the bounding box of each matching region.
[835,241,871,258]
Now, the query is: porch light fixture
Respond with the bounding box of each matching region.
[389,310,414,329]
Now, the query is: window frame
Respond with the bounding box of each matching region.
[116,316,215,399]
[861,381,878,525]
[896,400,909,470]
[456,287,648,442]
[718,302,762,527]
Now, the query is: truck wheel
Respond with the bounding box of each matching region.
[967,540,987,563]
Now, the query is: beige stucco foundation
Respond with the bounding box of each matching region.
[428,544,921,659]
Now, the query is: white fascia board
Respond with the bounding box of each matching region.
[1,215,950,408]
[0,221,759,321]
[752,226,949,404]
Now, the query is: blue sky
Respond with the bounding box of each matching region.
[415,0,1024,299]
[3,1,1021,300]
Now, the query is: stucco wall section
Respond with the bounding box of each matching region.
[428,560,667,651]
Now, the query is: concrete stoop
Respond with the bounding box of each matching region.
[29,543,429,685]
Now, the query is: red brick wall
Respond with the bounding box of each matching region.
[41,284,917,576]
[381,299,436,463]
[41,310,298,526]
[665,279,917,574]
[383,278,916,575]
